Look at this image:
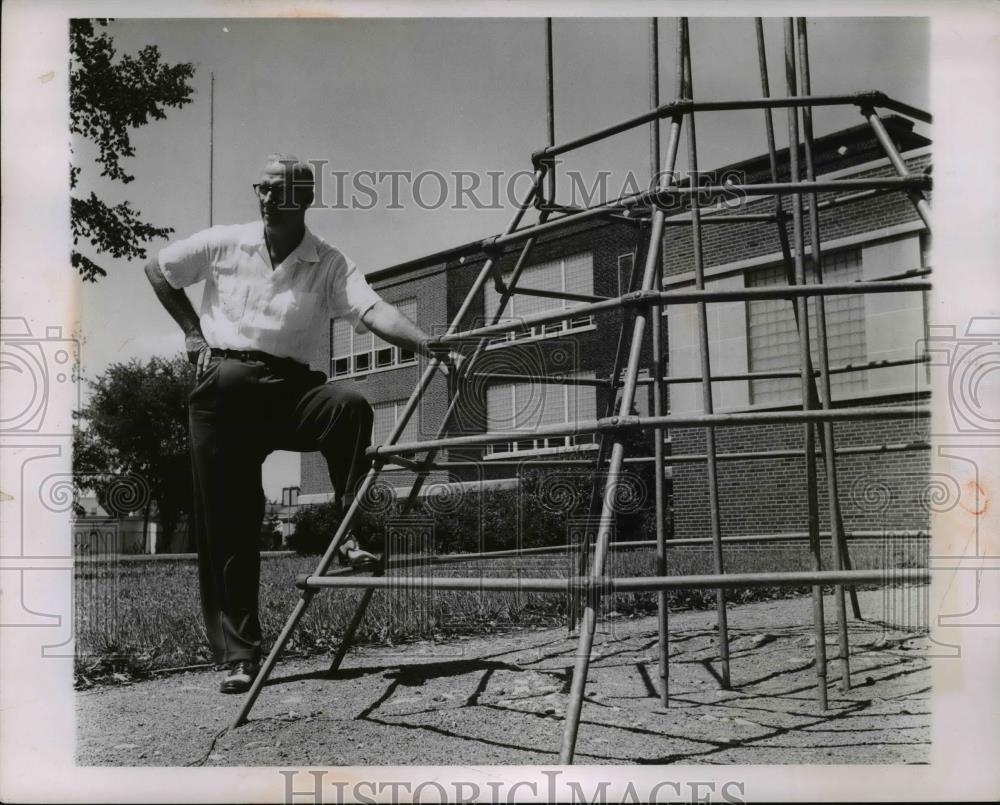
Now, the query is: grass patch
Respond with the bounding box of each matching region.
[74,538,921,686]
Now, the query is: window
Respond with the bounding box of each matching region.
[331,299,418,377]
[485,373,597,456]
[747,250,866,404]
[371,399,422,448]
[483,253,595,345]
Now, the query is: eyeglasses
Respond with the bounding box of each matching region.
[253,182,289,202]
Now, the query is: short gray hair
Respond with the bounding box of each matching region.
[262,152,314,204]
[264,152,314,184]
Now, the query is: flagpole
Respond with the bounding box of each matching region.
[209,71,215,227]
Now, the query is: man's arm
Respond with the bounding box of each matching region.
[360,300,461,373]
[144,257,212,378]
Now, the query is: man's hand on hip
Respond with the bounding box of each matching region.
[186,332,212,379]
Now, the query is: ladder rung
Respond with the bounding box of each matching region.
[298,568,929,593]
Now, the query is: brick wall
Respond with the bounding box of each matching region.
[662,154,930,280]
[669,394,930,538]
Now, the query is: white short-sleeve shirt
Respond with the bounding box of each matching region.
[158,222,382,365]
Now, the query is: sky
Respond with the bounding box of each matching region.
[74,16,929,500]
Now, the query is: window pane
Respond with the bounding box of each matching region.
[486,384,515,430]
[332,320,353,357]
[371,400,421,447]
[371,402,397,446]
[486,374,595,454]
[517,261,562,320]
[748,250,866,404]
[564,252,595,297]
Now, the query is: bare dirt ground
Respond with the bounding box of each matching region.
[76,588,930,766]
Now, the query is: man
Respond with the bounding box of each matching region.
[145,153,457,693]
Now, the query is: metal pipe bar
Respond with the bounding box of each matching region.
[664,529,929,547]
[508,286,609,304]
[573,124,679,627]
[465,371,612,387]
[369,405,928,458]
[863,106,932,230]
[684,19,731,693]
[233,176,545,727]
[660,213,780,225]
[538,201,635,223]
[561,18,688,762]
[432,279,931,346]
[376,439,929,472]
[327,176,552,675]
[534,91,928,161]
[300,568,930,593]
[486,176,929,252]
[575,188,652,635]
[648,14,671,710]
[397,206,554,507]
[307,528,930,574]
[545,18,556,205]
[645,183,924,232]
[654,355,929,385]
[870,267,932,282]
[814,186,886,211]
[798,16,855,684]
[784,17,830,707]
[328,195,561,676]
[876,95,934,125]
[659,439,931,464]
[574,220,656,622]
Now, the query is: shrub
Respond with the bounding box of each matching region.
[288,469,655,556]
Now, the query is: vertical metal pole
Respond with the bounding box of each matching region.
[545,18,556,206]
[559,32,685,762]
[209,71,214,227]
[784,19,830,707]
[233,179,542,727]
[755,17,829,709]
[683,17,731,690]
[798,18,854,690]
[328,174,551,674]
[571,215,655,631]
[649,16,671,709]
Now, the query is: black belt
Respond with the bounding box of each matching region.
[210,348,310,373]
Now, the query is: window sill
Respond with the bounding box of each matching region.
[329,360,419,381]
[671,382,930,418]
[484,442,599,461]
[483,323,597,351]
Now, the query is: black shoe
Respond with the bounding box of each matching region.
[335,536,382,571]
[219,659,260,694]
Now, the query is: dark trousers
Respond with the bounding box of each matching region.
[188,356,374,664]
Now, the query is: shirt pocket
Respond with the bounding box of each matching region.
[283,291,318,331]
[212,261,248,321]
